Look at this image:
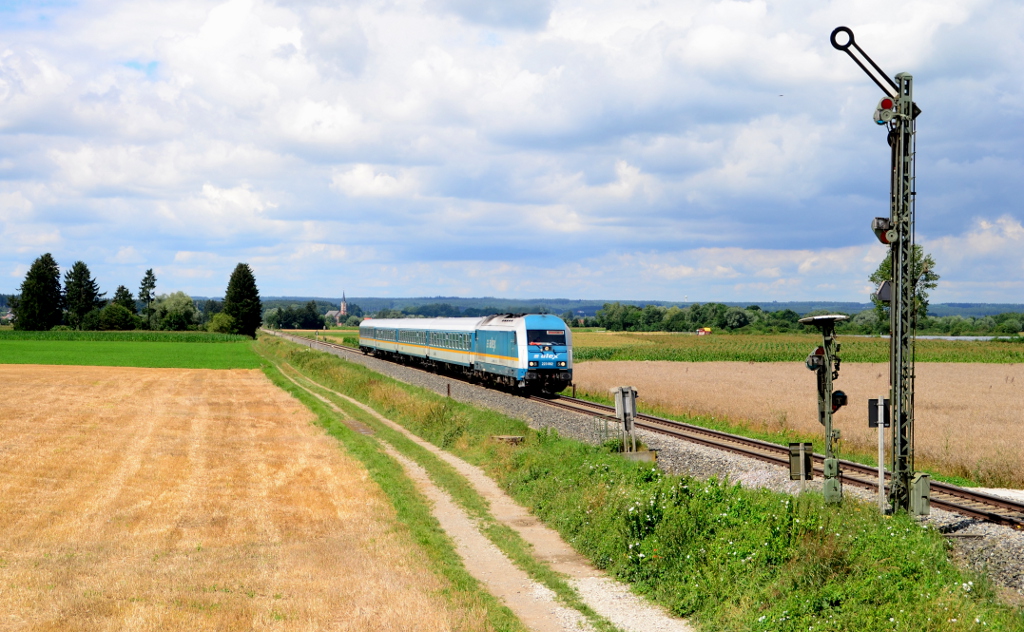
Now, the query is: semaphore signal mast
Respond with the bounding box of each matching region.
[830,26,929,514]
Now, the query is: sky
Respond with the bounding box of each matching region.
[1,0,1023,303]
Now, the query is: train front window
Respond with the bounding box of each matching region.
[527,330,566,346]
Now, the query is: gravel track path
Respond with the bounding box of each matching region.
[279,333,1024,604]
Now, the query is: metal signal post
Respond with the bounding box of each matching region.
[799,315,848,504]
[831,26,927,514]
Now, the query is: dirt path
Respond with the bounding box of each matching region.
[277,365,694,632]
[0,365,465,631]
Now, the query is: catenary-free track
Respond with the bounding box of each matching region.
[270,330,1024,530]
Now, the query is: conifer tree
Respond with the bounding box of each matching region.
[223,263,262,338]
[12,253,63,330]
[139,269,156,328]
[112,285,137,314]
[63,261,105,330]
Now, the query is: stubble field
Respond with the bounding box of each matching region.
[573,361,1024,486]
[0,365,463,631]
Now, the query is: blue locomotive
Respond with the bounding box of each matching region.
[358,313,572,393]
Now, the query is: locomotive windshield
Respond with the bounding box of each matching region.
[527,330,566,346]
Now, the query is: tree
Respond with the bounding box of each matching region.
[139,269,157,328]
[99,303,135,330]
[112,285,137,314]
[201,299,223,325]
[207,312,236,334]
[223,263,262,338]
[870,245,940,323]
[63,261,105,330]
[152,292,199,331]
[724,307,750,330]
[12,253,63,330]
[301,300,324,329]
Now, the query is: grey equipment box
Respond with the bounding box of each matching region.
[911,473,931,516]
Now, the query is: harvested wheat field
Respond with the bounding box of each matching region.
[0,365,464,631]
[574,361,1024,486]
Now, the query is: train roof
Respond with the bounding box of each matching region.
[360,314,569,332]
[361,317,482,331]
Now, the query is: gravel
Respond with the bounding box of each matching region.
[284,333,1024,602]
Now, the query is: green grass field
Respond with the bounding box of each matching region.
[0,340,262,369]
[572,331,1024,363]
[0,330,249,342]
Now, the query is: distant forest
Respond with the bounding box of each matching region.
[256,296,1024,336]
[259,296,1024,319]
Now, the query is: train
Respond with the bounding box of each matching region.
[358,313,573,393]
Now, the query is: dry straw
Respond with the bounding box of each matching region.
[0,365,465,631]
[574,361,1024,487]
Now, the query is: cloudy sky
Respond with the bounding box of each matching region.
[1,0,1022,302]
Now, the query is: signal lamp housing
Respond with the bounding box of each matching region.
[871,217,895,244]
[874,96,896,125]
[805,347,825,371]
[831,390,848,413]
[873,280,892,304]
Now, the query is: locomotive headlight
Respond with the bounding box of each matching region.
[557,361,566,367]
[529,361,538,367]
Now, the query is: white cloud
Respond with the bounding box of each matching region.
[331,164,419,198]
[0,0,1022,302]
[927,216,1024,264]
[111,246,144,264]
[0,191,33,221]
[153,183,285,240]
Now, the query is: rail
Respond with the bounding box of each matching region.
[266,329,1024,529]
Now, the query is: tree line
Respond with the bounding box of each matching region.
[579,301,1024,336]
[8,254,263,338]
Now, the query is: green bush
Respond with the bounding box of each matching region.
[207,312,236,334]
[99,303,136,330]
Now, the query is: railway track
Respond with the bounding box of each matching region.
[536,395,1024,530]
[270,330,1024,530]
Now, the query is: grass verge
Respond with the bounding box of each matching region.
[257,341,619,631]
[259,358,527,632]
[258,336,1024,632]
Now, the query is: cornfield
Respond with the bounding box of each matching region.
[572,332,1024,363]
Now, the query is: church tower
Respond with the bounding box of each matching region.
[340,292,347,317]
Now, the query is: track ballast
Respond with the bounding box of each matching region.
[270,329,1024,530]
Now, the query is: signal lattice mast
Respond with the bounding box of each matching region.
[830,26,928,514]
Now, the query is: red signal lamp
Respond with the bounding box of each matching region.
[805,346,825,371]
[874,96,896,125]
[871,217,895,244]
